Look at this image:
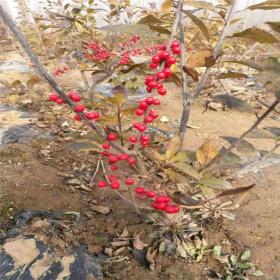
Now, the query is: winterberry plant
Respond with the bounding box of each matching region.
[48,39,182,215]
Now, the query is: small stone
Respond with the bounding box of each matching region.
[65,178,81,185]
[61,121,70,128]
[21,99,32,105]
[160,116,169,123]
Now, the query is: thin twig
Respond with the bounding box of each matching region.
[80,70,90,91]
[90,159,101,187]
[203,95,280,171]
[178,1,191,142]
[256,97,280,115]
[193,0,237,99]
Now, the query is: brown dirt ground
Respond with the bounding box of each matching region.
[1,53,280,279]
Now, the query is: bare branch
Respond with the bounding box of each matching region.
[193,0,237,99]
[178,1,191,141]
[203,95,280,171]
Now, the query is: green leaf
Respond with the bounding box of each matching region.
[168,151,189,163]
[252,270,264,277]
[248,0,280,10]
[137,15,163,25]
[240,249,251,261]
[217,71,248,79]
[183,0,215,10]
[149,25,171,35]
[266,21,280,33]
[232,28,278,43]
[166,136,182,160]
[196,140,219,166]
[199,176,232,190]
[183,10,209,41]
[163,169,190,184]
[212,245,222,257]
[170,162,200,180]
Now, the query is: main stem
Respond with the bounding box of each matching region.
[178,2,191,142]
[0,5,125,154]
[192,0,237,99]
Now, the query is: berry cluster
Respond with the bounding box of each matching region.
[48,40,182,215]
[48,91,100,121]
[98,40,182,214]
[53,66,70,77]
[84,41,112,62]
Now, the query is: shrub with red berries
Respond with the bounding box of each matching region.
[47,40,182,215]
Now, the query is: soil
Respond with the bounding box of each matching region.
[1,52,280,280]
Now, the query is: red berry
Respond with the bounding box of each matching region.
[102,143,110,149]
[108,175,118,181]
[55,98,64,104]
[110,165,118,171]
[160,44,167,50]
[74,104,85,112]
[85,111,99,120]
[68,91,81,102]
[151,55,161,63]
[107,133,117,141]
[119,153,129,160]
[125,178,135,185]
[162,68,172,78]
[128,136,138,143]
[164,204,180,214]
[145,76,155,83]
[158,88,167,96]
[139,101,148,110]
[135,108,145,116]
[146,191,156,198]
[156,72,166,80]
[146,86,152,93]
[135,187,145,194]
[141,135,150,141]
[144,116,154,123]
[171,40,180,48]
[166,56,176,65]
[127,157,136,165]
[148,80,157,88]
[149,110,158,119]
[136,124,147,132]
[98,181,107,188]
[153,99,160,106]
[101,151,110,157]
[155,196,170,203]
[108,155,118,164]
[74,114,81,121]
[152,201,167,210]
[133,123,141,129]
[156,83,163,89]
[149,62,158,69]
[111,181,120,189]
[145,97,154,105]
[48,94,59,102]
[141,140,149,147]
[159,51,170,60]
[172,46,181,55]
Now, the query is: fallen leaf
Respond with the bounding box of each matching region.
[133,233,148,250]
[91,205,110,215]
